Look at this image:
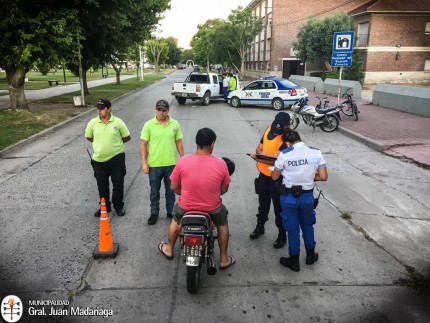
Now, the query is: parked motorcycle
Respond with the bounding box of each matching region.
[290,98,341,132]
[179,157,235,294]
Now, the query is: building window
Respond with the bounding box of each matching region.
[426,22,430,34]
[357,22,369,47]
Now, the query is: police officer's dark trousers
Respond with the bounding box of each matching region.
[256,172,284,233]
[93,153,126,211]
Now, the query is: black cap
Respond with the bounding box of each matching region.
[156,99,169,110]
[270,112,291,135]
[95,99,111,109]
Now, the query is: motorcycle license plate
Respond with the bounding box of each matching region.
[184,245,202,257]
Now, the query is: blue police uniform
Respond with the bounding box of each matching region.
[274,142,326,257]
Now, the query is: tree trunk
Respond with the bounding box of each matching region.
[6,67,29,110]
[111,64,122,85]
[82,70,89,95]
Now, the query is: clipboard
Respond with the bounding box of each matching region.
[247,153,277,161]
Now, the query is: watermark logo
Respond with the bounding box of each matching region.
[1,295,23,322]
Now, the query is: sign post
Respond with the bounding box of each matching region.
[331,31,354,102]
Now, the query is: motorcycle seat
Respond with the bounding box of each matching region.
[181,214,212,228]
[316,106,338,114]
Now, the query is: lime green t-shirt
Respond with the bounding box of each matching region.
[140,116,183,167]
[85,114,130,162]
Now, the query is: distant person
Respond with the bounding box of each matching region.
[271,131,328,272]
[140,99,184,225]
[158,128,235,270]
[222,73,230,103]
[85,99,130,217]
[228,73,237,91]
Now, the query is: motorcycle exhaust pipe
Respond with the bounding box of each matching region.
[207,254,217,275]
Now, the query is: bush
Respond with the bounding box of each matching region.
[37,63,50,75]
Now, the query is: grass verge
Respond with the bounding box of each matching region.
[0,73,168,150]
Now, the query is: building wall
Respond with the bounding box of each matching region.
[244,0,430,84]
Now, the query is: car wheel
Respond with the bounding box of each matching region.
[231,96,241,108]
[202,92,210,106]
[272,98,284,110]
[176,97,186,105]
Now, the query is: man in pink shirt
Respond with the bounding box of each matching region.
[158,128,235,270]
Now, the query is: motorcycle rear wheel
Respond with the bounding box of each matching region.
[319,115,339,132]
[186,264,202,294]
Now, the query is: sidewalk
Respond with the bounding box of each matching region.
[306,90,430,168]
[0,74,136,109]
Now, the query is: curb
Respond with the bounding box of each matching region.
[338,126,385,152]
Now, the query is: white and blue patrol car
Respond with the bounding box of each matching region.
[227,76,308,110]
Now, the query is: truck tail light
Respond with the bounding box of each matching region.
[196,85,201,92]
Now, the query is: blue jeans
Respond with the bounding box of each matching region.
[148,166,175,216]
[223,87,229,102]
[280,192,316,255]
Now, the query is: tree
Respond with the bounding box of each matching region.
[293,13,354,70]
[221,7,264,77]
[145,38,169,72]
[68,0,170,92]
[0,1,78,110]
[164,37,182,66]
[190,8,263,77]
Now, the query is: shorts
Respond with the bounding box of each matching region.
[173,203,228,227]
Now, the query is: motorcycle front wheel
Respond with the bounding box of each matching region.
[186,264,202,294]
[290,116,300,130]
[320,115,339,132]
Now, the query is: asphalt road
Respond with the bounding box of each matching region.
[1,69,429,322]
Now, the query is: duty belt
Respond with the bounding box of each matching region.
[277,184,313,197]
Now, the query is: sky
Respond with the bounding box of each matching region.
[157,0,251,49]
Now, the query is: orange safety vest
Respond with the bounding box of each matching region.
[257,127,284,176]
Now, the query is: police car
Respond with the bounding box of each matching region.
[227,76,308,110]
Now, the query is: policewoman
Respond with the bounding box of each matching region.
[248,112,290,248]
[271,131,327,272]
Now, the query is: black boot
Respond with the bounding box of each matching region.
[280,254,300,272]
[305,248,319,265]
[273,233,287,249]
[250,219,265,239]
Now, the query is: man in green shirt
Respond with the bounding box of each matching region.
[85,99,131,217]
[141,99,184,225]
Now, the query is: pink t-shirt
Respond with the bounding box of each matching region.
[170,154,231,211]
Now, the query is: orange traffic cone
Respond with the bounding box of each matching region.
[93,197,119,259]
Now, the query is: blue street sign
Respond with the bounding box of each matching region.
[333,31,355,53]
[331,52,353,67]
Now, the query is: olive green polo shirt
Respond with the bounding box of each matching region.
[140,116,183,167]
[85,114,130,162]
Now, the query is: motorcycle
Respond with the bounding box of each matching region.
[290,98,341,132]
[179,157,235,294]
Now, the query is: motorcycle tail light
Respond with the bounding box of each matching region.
[291,88,297,96]
[184,234,204,246]
[196,85,201,92]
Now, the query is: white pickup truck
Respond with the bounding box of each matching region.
[171,72,239,106]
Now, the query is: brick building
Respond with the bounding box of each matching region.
[244,0,430,84]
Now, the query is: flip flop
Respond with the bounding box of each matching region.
[158,242,173,260]
[219,256,236,270]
